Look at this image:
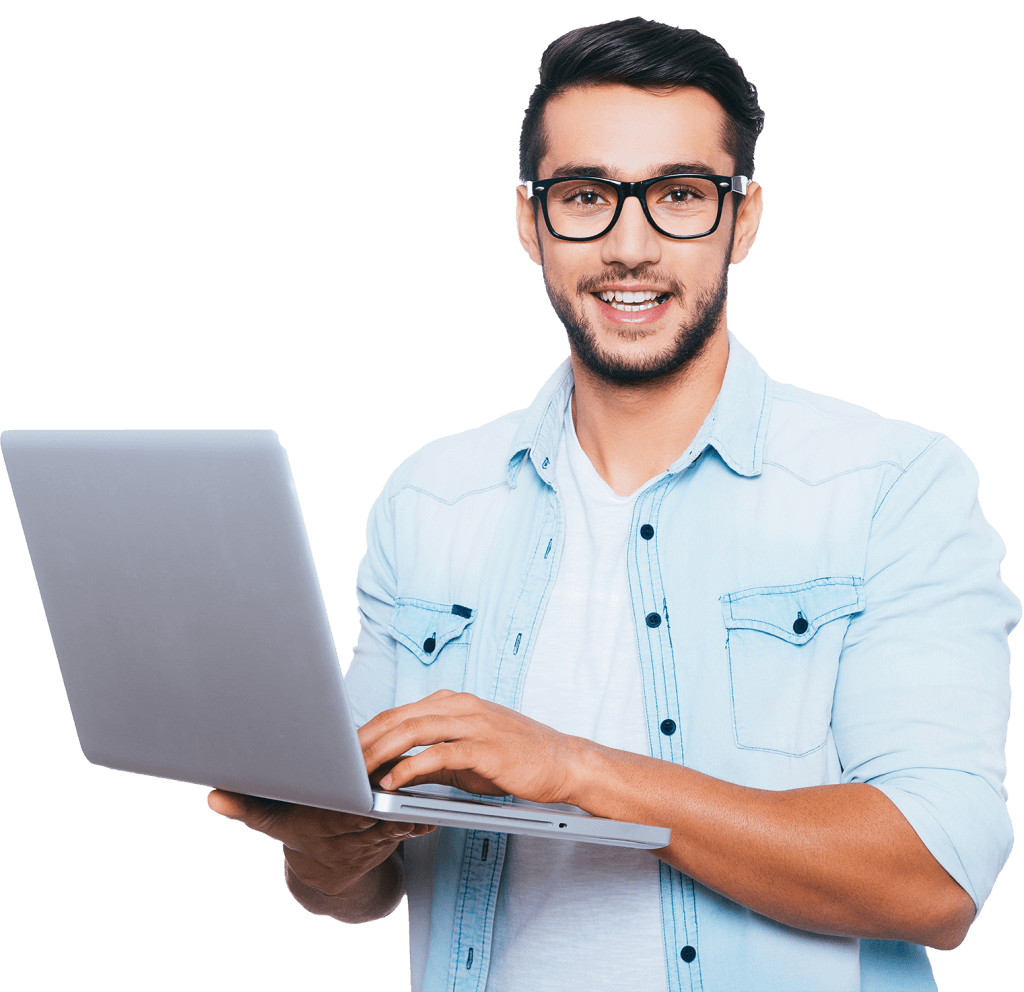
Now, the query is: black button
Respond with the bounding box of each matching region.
[423,637,436,653]
[660,719,676,736]
[542,457,550,468]
[640,524,655,540]
[681,945,696,963]
[645,612,662,628]
[792,616,808,635]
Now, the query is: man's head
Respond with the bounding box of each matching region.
[520,18,764,186]
[516,19,765,387]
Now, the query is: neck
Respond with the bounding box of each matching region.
[570,326,729,497]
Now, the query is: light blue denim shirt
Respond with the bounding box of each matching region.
[345,334,1018,992]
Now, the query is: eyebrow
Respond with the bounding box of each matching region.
[548,161,725,180]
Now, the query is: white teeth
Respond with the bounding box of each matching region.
[597,290,668,311]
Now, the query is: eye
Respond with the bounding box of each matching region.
[659,186,706,204]
[559,185,611,207]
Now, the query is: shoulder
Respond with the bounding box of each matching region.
[381,408,526,506]
[762,379,948,485]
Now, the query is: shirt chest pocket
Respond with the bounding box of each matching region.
[722,577,864,756]
[388,599,475,701]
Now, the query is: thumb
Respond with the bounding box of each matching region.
[207,789,295,837]
[208,789,249,820]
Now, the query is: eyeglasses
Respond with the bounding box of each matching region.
[525,173,748,242]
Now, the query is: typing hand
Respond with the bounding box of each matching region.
[359,689,586,806]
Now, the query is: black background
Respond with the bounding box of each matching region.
[4,11,1011,986]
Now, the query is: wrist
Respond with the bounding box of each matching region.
[566,739,673,827]
[285,852,405,923]
[565,735,612,810]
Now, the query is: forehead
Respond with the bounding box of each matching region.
[538,83,734,179]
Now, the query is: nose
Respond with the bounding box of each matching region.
[600,194,662,270]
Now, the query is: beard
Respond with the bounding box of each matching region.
[544,254,730,387]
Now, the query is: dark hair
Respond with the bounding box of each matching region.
[520,18,764,182]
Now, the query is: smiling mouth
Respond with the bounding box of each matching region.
[595,290,672,312]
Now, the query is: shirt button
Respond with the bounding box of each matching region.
[681,945,696,963]
[645,612,662,628]
[792,616,808,635]
[640,524,655,540]
[660,719,676,736]
[423,637,436,653]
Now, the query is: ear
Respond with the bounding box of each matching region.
[730,181,763,265]
[516,185,543,266]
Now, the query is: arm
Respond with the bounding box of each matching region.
[361,692,973,948]
[576,743,974,948]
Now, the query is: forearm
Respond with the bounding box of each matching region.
[284,847,406,924]
[571,742,975,949]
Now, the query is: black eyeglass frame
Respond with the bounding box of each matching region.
[525,173,749,242]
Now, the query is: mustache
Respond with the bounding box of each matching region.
[576,264,684,297]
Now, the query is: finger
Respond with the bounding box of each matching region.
[358,690,476,749]
[410,822,437,836]
[362,714,476,775]
[373,820,438,841]
[378,820,420,838]
[380,741,485,790]
[379,757,431,790]
[369,757,403,788]
[209,790,380,841]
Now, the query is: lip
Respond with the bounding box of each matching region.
[596,284,672,294]
[591,291,673,325]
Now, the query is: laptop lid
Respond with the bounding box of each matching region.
[2,429,671,850]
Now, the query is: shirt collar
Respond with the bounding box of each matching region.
[506,332,771,487]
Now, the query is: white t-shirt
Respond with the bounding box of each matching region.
[485,397,668,992]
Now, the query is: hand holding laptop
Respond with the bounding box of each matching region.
[209,788,434,916]
[209,741,438,917]
[209,682,591,914]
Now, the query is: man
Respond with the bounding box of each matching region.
[209,18,1017,992]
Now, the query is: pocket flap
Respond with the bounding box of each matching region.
[722,577,864,644]
[388,598,475,665]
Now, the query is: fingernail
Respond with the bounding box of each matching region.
[380,774,393,789]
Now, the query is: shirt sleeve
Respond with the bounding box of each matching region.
[344,481,400,728]
[832,434,1019,913]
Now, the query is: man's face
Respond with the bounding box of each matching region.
[517,84,761,385]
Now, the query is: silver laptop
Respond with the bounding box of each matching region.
[2,430,669,850]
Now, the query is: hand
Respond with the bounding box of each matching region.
[359,689,587,806]
[207,789,434,897]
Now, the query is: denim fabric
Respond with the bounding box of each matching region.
[345,334,1018,992]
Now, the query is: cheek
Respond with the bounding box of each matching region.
[668,242,730,292]
[540,243,603,290]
